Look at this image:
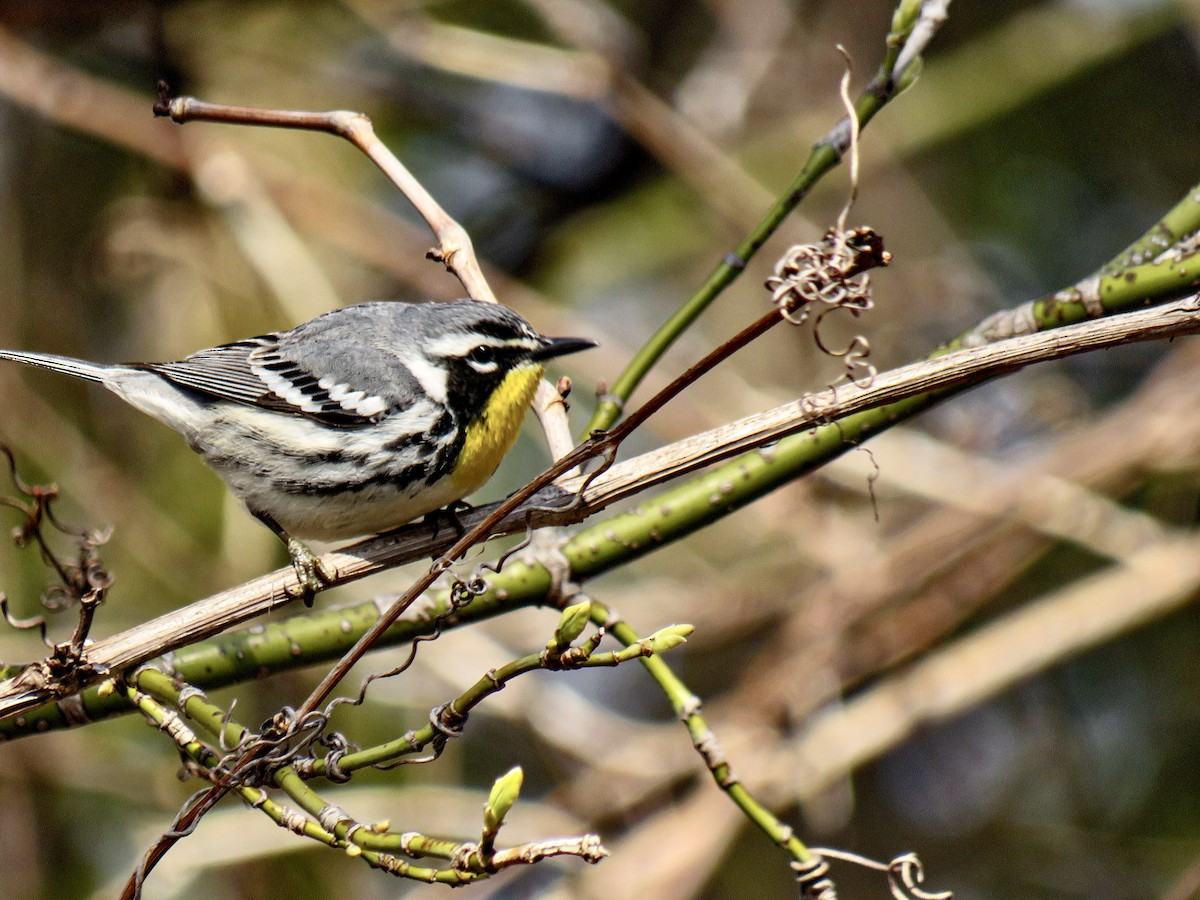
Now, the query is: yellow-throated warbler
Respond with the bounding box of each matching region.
[0,300,596,601]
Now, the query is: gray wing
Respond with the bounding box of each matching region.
[142,338,273,407]
[141,331,416,427]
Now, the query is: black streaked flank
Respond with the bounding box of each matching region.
[275,461,433,496]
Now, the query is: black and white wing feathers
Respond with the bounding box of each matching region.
[140,325,418,426]
[140,338,275,408]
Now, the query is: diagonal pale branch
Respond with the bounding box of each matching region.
[780,529,1200,800]
[557,291,1200,508]
[1,293,1199,721]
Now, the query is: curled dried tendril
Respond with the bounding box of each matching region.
[766,226,889,319]
[449,574,488,607]
[210,706,332,787]
[0,443,112,610]
[765,226,890,387]
[478,514,537,578]
[42,529,113,613]
[310,564,509,773]
[0,444,113,659]
[794,853,837,900]
[885,852,952,900]
[794,848,952,900]
[318,565,497,731]
[0,594,52,648]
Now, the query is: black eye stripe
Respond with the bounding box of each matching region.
[467,319,537,342]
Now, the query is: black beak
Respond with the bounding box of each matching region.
[532,336,598,361]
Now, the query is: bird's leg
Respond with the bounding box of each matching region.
[285,537,337,607]
[254,512,333,606]
[424,499,474,540]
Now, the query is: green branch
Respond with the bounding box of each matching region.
[128,667,604,883]
[584,0,932,434]
[590,599,817,868]
[6,184,1199,741]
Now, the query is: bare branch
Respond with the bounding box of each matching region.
[155,90,497,303]
[0,294,1197,720]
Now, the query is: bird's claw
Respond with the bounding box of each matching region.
[425,500,474,540]
[285,538,334,607]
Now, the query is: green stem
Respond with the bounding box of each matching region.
[313,625,680,776]
[130,668,490,881]
[1102,184,1200,275]
[585,17,929,435]
[591,602,813,865]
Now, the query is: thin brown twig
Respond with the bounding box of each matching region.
[122,789,222,900]
[154,86,497,304]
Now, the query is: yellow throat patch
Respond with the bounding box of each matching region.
[451,364,544,494]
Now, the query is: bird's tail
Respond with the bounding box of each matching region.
[0,350,113,383]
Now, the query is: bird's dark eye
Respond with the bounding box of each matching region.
[468,345,496,364]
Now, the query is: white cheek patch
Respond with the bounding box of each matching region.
[400,351,449,404]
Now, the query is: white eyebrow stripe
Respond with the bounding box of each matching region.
[424,333,541,358]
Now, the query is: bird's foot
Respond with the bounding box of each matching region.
[284,538,335,607]
[424,500,474,540]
